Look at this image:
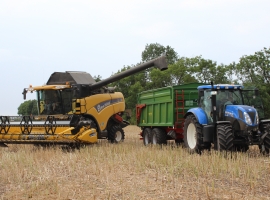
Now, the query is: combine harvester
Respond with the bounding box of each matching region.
[136,82,270,154]
[0,55,168,147]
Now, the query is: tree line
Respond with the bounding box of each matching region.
[110,43,270,123]
[18,43,270,123]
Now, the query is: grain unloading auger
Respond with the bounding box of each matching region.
[0,55,167,147]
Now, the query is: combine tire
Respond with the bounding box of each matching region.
[216,124,234,151]
[260,123,270,154]
[151,128,167,145]
[108,125,125,143]
[183,115,202,154]
[143,128,152,145]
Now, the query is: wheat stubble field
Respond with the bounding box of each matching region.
[0,125,270,200]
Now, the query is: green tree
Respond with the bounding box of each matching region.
[235,47,270,117]
[188,56,229,84]
[166,57,197,85]
[93,75,102,82]
[142,43,178,65]
[18,100,38,115]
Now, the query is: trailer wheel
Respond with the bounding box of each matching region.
[143,128,152,145]
[183,115,202,154]
[108,125,125,143]
[260,123,270,154]
[151,128,167,145]
[216,124,234,151]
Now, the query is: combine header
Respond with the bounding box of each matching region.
[0,55,167,147]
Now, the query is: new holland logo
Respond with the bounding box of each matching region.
[94,98,123,113]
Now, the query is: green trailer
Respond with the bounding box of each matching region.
[136,83,203,145]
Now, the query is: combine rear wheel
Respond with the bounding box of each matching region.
[151,128,167,145]
[143,128,152,145]
[108,125,125,143]
[183,115,202,154]
[216,124,234,151]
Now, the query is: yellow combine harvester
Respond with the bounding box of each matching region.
[0,55,167,147]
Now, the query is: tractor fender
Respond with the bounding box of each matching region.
[184,108,208,125]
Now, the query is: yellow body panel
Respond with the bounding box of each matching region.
[0,126,97,144]
[76,128,97,143]
[76,92,125,131]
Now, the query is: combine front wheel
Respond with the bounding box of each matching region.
[108,125,125,143]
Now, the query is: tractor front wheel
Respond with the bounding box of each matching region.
[216,124,234,151]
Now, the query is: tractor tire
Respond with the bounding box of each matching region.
[151,128,167,145]
[108,125,125,143]
[260,123,270,154]
[216,124,234,151]
[183,115,202,154]
[143,128,152,145]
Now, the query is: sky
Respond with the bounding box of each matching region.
[0,0,270,115]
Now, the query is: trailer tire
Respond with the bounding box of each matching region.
[143,128,152,145]
[151,128,167,145]
[260,123,270,154]
[183,115,202,154]
[217,124,234,151]
[108,125,125,143]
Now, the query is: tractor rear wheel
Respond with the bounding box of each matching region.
[108,125,125,143]
[216,124,234,151]
[260,123,270,154]
[143,128,152,145]
[183,115,202,154]
[151,128,167,145]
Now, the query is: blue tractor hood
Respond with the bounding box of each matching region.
[225,105,258,126]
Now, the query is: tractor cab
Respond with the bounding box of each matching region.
[198,84,259,129]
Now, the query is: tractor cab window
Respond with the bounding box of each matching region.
[37,89,73,115]
[216,89,243,120]
[200,89,212,123]
[216,90,243,106]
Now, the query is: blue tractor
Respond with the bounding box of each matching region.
[183,83,270,154]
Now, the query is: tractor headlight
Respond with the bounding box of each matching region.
[243,112,252,125]
[256,111,259,125]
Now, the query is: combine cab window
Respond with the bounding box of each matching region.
[37,89,73,115]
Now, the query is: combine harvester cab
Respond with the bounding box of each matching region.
[0,55,168,147]
[137,83,270,154]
